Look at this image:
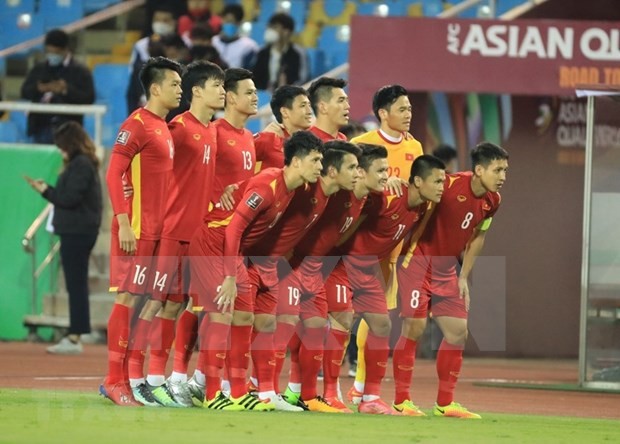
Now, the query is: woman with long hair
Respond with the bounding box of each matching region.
[25,121,103,354]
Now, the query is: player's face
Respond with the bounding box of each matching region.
[298,149,323,183]
[229,79,258,116]
[477,159,508,192]
[385,95,412,133]
[324,88,350,127]
[415,168,446,204]
[158,69,183,110]
[200,77,226,110]
[334,153,360,191]
[285,94,313,130]
[362,158,389,192]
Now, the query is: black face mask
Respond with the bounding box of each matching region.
[190,44,216,60]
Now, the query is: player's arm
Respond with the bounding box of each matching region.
[458,223,490,311]
[336,214,366,246]
[105,124,142,254]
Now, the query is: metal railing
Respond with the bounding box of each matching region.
[22,203,60,316]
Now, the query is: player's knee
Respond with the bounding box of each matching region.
[160,301,182,319]
[303,316,328,329]
[140,299,163,319]
[254,315,276,332]
[368,316,391,337]
[330,312,352,331]
[233,310,254,326]
[443,328,467,346]
[277,314,299,326]
[402,318,426,340]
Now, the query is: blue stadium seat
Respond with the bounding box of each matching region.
[317,25,349,71]
[497,0,525,15]
[305,47,325,79]
[421,0,443,17]
[0,13,44,51]
[257,90,272,109]
[40,0,84,29]
[0,121,20,143]
[83,0,121,14]
[9,109,28,140]
[2,0,35,14]
[249,20,268,43]
[323,0,347,18]
[354,2,379,16]
[92,64,130,122]
[258,0,307,31]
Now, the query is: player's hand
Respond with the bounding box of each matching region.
[123,183,134,199]
[24,175,48,193]
[220,184,238,211]
[262,121,285,137]
[215,276,237,314]
[458,276,470,312]
[118,224,137,254]
[386,176,408,196]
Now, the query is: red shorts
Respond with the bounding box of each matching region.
[325,260,388,315]
[279,265,328,319]
[398,255,467,319]
[109,232,159,295]
[248,257,279,316]
[150,238,190,303]
[324,261,353,313]
[188,226,252,313]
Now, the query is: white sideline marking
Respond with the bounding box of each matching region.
[34,376,101,381]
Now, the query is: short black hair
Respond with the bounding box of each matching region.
[44,29,69,49]
[161,34,187,50]
[190,23,215,41]
[372,84,408,121]
[307,77,347,115]
[409,155,446,184]
[268,12,295,31]
[357,143,388,171]
[270,85,308,123]
[340,121,366,140]
[224,68,253,94]
[321,140,361,175]
[284,130,323,166]
[183,60,225,102]
[471,142,509,169]
[139,56,183,99]
[153,5,176,18]
[432,144,457,164]
[222,4,244,23]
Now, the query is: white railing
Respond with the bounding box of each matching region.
[0,102,107,149]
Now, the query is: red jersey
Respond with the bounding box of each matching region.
[309,125,347,142]
[106,107,174,240]
[246,180,331,257]
[339,184,427,268]
[293,189,368,274]
[211,118,256,207]
[254,129,289,171]
[161,111,217,241]
[412,171,501,262]
[223,168,295,274]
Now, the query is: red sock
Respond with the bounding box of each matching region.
[364,332,390,397]
[323,328,348,398]
[273,321,297,393]
[147,317,175,377]
[200,321,231,400]
[127,318,152,380]
[392,336,417,404]
[436,340,464,406]
[196,316,210,376]
[105,304,132,384]
[299,326,325,400]
[228,325,252,398]
[288,325,302,384]
[172,310,198,374]
[251,329,275,394]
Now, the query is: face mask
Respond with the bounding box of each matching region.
[152,21,174,36]
[46,53,64,66]
[189,7,209,18]
[221,22,238,38]
[264,28,279,44]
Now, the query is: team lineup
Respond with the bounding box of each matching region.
[99,56,509,418]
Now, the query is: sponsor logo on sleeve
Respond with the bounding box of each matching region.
[116,130,131,145]
[246,192,264,211]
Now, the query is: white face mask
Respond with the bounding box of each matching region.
[264,28,279,44]
[152,21,174,36]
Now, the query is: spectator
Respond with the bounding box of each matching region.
[189,24,228,69]
[433,143,458,173]
[178,0,222,43]
[340,121,366,140]
[253,12,308,91]
[161,34,191,65]
[126,6,178,114]
[21,29,94,144]
[212,4,258,69]
[24,121,102,354]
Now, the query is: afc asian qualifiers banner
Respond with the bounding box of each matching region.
[349,16,620,97]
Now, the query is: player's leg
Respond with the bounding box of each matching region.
[347,317,368,405]
[322,311,353,412]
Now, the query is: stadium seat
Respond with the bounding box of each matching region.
[421,0,443,17]
[317,25,349,70]
[497,0,526,15]
[0,12,44,51]
[9,109,28,140]
[2,0,35,14]
[305,47,325,79]
[257,90,272,110]
[92,63,130,122]
[83,0,122,14]
[249,20,267,43]
[0,121,20,143]
[40,0,85,29]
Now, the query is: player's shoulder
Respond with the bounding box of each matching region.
[350,130,377,144]
[402,131,422,146]
[250,167,282,186]
[446,171,472,189]
[254,130,278,144]
[168,111,192,129]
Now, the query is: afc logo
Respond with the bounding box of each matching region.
[246,192,264,210]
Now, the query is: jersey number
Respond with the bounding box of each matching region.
[288,286,301,306]
[133,265,147,286]
[393,223,406,240]
[242,151,253,170]
[410,290,420,309]
[152,271,168,292]
[461,212,474,229]
[336,284,348,304]
[203,144,211,164]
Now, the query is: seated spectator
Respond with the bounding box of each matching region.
[253,13,308,91]
[212,4,258,69]
[189,24,228,69]
[20,29,94,144]
[432,143,458,173]
[126,6,178,114]
[178,0,222,43]
[161,34,191,65]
